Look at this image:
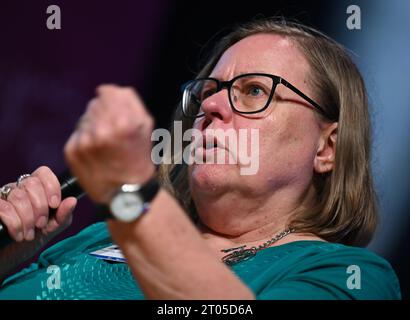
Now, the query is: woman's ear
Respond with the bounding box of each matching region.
[313,122,338,174]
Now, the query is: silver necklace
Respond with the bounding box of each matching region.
[221,228,295,266]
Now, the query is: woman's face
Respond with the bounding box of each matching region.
[189,33,333,228]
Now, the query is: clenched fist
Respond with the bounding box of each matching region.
[64,84,156,204]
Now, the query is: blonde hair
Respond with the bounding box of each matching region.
[159,17,378,247]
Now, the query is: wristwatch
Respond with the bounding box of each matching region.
[102,175,160,222]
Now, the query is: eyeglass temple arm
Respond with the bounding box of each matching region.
[278,78,332,120]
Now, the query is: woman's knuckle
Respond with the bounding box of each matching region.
[0,201,14,214]
[86,98,98,111]
[36,166,51,176]
[122,86,135,96]
[23,176,40,190]
[9,188,27,201]
[95,127,111,145]
[113,116,128,133]
[73,133,90,152]
[64,138,76,157]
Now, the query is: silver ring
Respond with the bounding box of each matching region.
[0,185,13,201]
[16,174,31,188]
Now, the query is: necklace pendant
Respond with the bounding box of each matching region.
[220,228,295,266]
[221,245,247,253]
[222,248,257,266]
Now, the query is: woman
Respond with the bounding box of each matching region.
[0,18,401,299]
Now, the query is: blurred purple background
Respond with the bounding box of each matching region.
[0,0,409,298]
[0,0,170,245]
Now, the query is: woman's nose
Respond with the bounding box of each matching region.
[200,89,233,125]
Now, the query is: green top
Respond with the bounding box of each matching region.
[0,222,401,300]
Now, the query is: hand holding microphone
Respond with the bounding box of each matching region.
[0,167,83,246]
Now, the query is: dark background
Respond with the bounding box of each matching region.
[0,0,409,299]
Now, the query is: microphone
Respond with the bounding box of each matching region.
[0,171,85,247]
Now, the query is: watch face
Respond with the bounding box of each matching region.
[110,192,144,222]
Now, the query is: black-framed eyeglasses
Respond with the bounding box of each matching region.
[181,73,335,121]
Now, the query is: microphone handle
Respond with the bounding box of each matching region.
[0,171,85,247]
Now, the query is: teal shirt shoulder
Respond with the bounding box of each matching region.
[0,222,401,300]
[231,239,401,300]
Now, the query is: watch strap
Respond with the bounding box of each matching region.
[138,175,160,203]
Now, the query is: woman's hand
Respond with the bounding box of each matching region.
[64,84,155,204]
[0,166,77,243]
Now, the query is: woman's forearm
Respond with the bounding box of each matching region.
[107,189,255,299]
